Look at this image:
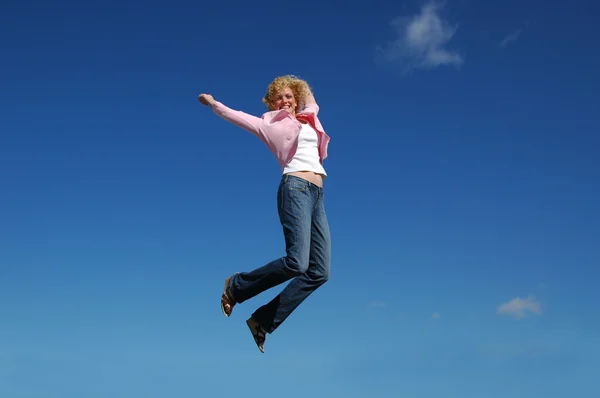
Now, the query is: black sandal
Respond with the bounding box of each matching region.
[246,317,266,353]
[221,276,236,317]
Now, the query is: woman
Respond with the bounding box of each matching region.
[197,75,331,353]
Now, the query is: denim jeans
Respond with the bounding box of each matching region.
[227,174,331,334]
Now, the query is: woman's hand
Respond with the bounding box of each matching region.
[198,93,216,107]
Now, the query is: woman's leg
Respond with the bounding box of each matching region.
[226,175,316,306]
[251,183,331,334]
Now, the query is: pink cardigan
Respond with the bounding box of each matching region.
[212,101,331,170]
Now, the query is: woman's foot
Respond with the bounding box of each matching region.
[246,317,266,353]
[221,276,236,317]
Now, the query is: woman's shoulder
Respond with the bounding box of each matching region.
[261,109,296,121]
[301,102,319,114]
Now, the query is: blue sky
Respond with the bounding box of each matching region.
[1,0,599,396]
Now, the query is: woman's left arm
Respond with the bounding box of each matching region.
[303,87,319,115]
[305,88,316,105]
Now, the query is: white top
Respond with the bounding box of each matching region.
[283,122,327,176]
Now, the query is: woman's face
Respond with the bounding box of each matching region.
[271,86,297,114]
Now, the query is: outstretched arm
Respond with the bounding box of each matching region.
[198,93,262,137]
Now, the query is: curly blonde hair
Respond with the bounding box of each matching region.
[262,75,311,113]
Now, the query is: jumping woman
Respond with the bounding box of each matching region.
[197,75,331,353]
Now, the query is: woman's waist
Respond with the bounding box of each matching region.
[282,171,324,188]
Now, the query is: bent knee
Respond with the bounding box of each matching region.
[307,265,329,285]
[318,269,330,284]
[284,256,309,275]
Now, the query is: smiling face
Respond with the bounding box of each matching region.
[262,75,310,115]
[271,86,297,114]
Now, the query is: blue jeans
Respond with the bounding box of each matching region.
[227,174,331,333]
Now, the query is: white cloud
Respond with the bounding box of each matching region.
[365,300,387,309]
[431,312,441,319]
[499,29,522,48]
[376,2,463,71]
[497,296,542,319]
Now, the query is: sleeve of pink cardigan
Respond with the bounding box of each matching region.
[211,101,264,137]
[303,102,320,116]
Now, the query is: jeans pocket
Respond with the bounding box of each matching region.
[286,177,310,192]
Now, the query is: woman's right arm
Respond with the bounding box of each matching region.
[198,93,262,137]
